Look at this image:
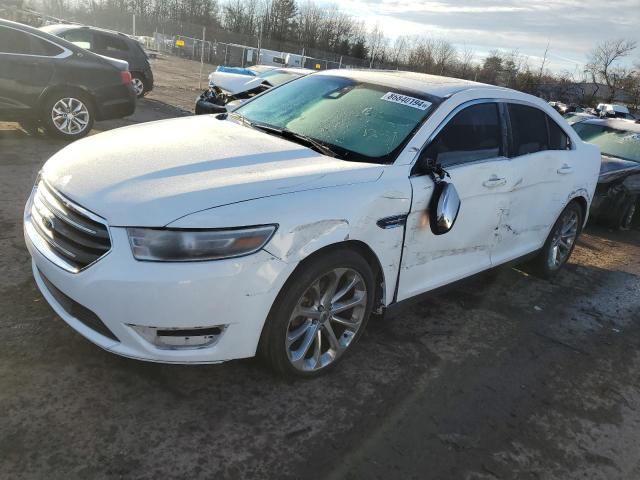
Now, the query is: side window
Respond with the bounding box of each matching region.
[0,27,62,56]
[424,102,502,167]
[95,33,129,52]
[62,29,93,50]
[508,104,549,156]
[547,117,570,150]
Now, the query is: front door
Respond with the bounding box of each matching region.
[397,101,512,301]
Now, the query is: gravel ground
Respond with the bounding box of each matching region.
[1,56,639,480]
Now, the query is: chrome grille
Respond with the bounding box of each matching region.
[30,181,111,271]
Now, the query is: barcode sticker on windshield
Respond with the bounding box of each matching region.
[381,92,432,110]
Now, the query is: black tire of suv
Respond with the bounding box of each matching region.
[258,248,375,379]
[529,201,584,279]
[615,196,637,231]
[42,91,95,140]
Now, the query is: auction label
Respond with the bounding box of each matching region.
[381,92,432,110]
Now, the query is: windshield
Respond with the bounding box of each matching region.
[235,74,438,163]
[258,70,304,87]
[573,123,640,162]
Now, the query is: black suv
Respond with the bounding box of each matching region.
[0,19,136,139]
[41,24,154,98]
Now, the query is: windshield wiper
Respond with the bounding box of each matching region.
[251,123,342,158]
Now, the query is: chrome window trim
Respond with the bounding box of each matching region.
[0,25,73,59]
[412,96,576,170]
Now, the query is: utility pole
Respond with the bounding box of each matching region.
[132,14,136,36]
[199,26,206,89]
[257,21,263,65]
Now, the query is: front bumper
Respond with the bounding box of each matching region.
[25,217,295,364]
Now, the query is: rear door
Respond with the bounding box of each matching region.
[490,103,574,264]
[0,25,63,118]
[398,101,513,300]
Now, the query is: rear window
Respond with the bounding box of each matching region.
[508,104,549,156]
[0,26,63,56]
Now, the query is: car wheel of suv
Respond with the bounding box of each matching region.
[43,93,94,140]
[259,249,375,378]
[531,201,583,278]
[617,196,637,231]
[131,74,146,98]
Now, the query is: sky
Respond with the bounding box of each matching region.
[324,0,640,74]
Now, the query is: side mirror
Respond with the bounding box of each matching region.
[429,181,461,235]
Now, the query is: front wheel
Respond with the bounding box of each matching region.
[530,202,583,278]
[259,249,375,378]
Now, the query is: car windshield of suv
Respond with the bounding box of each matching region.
[258,70,304,87]
[234,74,438,163]
[573,123,640,162]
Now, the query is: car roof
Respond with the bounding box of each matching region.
[315,69,506,99]
[269,67,315,75]
[579,117,640,133]
[0,18,84,52]
[41,23,134,41]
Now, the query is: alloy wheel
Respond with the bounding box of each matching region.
[286,267,367,372]
[132,77,145,96]
[51,97,90,135]
[548,208,579,269]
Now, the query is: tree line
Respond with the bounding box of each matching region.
[36,0,640,108]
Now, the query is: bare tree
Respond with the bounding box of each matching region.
[586,39,637,102]
[366,23,386,68]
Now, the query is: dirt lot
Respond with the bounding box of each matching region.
[1,56,640,480]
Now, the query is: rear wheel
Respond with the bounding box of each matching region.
[259,249,375,378]
[530,202,583,278]
[131,73,146,98]
[42,93,94,140]
[616,196,637,231]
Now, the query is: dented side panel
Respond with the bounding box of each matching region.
[168,166,413,307]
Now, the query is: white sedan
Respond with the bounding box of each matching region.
[24,70,601,377]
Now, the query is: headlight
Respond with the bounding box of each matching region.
[127,225,277,262]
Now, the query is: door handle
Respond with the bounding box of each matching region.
[482,176,507,188]
[557,164,573,175]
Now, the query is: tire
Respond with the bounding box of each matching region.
[131,73,146,98]
[42,92,94,140]
[529,201,583,279]
[615,196,637,231]
[19,119,40,135]
[258,249,375,379]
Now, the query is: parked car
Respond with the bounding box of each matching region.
[595,103,635,120]
[0,19,136,139]
[25,71,600,377]
[40,24,154,98]
[564,111,597,125]
[195,65,313,114]
[549,101,569,114]
[571,118,640,229]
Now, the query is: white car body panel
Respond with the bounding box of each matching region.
[25,71,601,364]
[208,70,269,94]
[42,116,383,226]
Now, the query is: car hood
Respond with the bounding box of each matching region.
[209,71,267,94]
[42,116,383,227]
[599,154,640,182]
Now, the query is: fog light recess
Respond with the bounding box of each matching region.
[129,324,225,350]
